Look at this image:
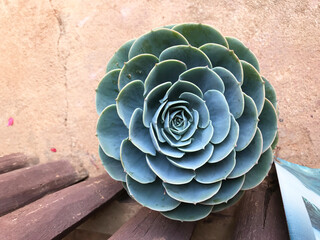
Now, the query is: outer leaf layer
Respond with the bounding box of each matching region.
[97,104,128,160]
[127,176,180,211]
[118,54,159,90]
[129,28,188,59]
[173,23,228,48]
[121,139,156,184]
[161,203,213,222]
[99,146,126,182]
[106,39,135,72]
[96,69,120,114]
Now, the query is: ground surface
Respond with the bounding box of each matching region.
[0,0,319,239]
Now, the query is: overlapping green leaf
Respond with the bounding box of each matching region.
[200,43,243,84]
[96,69,120,114]
[173,23,228,48]
[106,39,135,72]
[118,54,159,90]
[159,45,212,69]
[97,104,128,160]
[163,180,222,204]
[162,203,213,222]
[127,176,180,211]
[121,139,156,184]
[128,28,188,59]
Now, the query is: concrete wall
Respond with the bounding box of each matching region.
[1,0,319,178]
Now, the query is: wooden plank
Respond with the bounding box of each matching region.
[232,164,289,239]
[0,174,123,240]
[0,153,39,174]
[0,160,88,216]
[109,207,196,240]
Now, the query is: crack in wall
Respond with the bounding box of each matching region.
[49,0,69,127]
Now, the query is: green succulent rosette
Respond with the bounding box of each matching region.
[96,23,278,222]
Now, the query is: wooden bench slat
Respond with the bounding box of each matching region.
[232,165,289,239]
[109,207,196,240]
[0,153,38,174]
[0,174,123,240]
[0,160,88,216]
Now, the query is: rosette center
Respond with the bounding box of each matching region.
[167,106,193,135]
[159,101,194,143]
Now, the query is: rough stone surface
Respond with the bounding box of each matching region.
[0,1,319,238]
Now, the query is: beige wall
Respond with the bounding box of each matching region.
[1,0,319,177]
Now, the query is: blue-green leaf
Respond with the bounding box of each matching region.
[144,60,187,96]
[195,150,236,184]
[212,67,244,119]
[200,43,243,84]
[209,115,239,163]
[152,122,167,143]
[128,28,188,59]
[258,99,278,153]
[201,176,245,205]
[146,154,195,184]
[263,77,277,109]
[178,122,214,152]
[129,108,156,156]
[235,94,258,151]
[106,39,135,72]
[228,128,263,178]
[161,80,203,102]
[160,100,188,121]
[204,90,231,144]
[241,60,265,115]
[242,148,273,190]
[163,180,222,204]
[127,176,180,211]
[151,100,168,143]
[167,143,214,170]
[116,80,144,127]
[120,139,156,184]
[97,104,128,160]
[159,45,212,69]
[179,92,210,129]
[160,128,192,147]
[96,69,120,115]
[226,37,260,72]
[179,66,225,94]
[143,82,172,128]
[99,146,126,181]
[173,23,228,48]
[181,109,199,141]
[149,123,185,158]
[212,191,244,213]
[118,54,159,90]
[161,203,213,222]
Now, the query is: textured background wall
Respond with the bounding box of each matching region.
[1,0,319,175]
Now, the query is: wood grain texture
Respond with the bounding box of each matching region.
[0,153,39,174]
[0,174,123,240]
[0,160,88,216]
[233,164,289,240]
[110,207,196,240]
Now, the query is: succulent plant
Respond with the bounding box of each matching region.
[96,23,278,221]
